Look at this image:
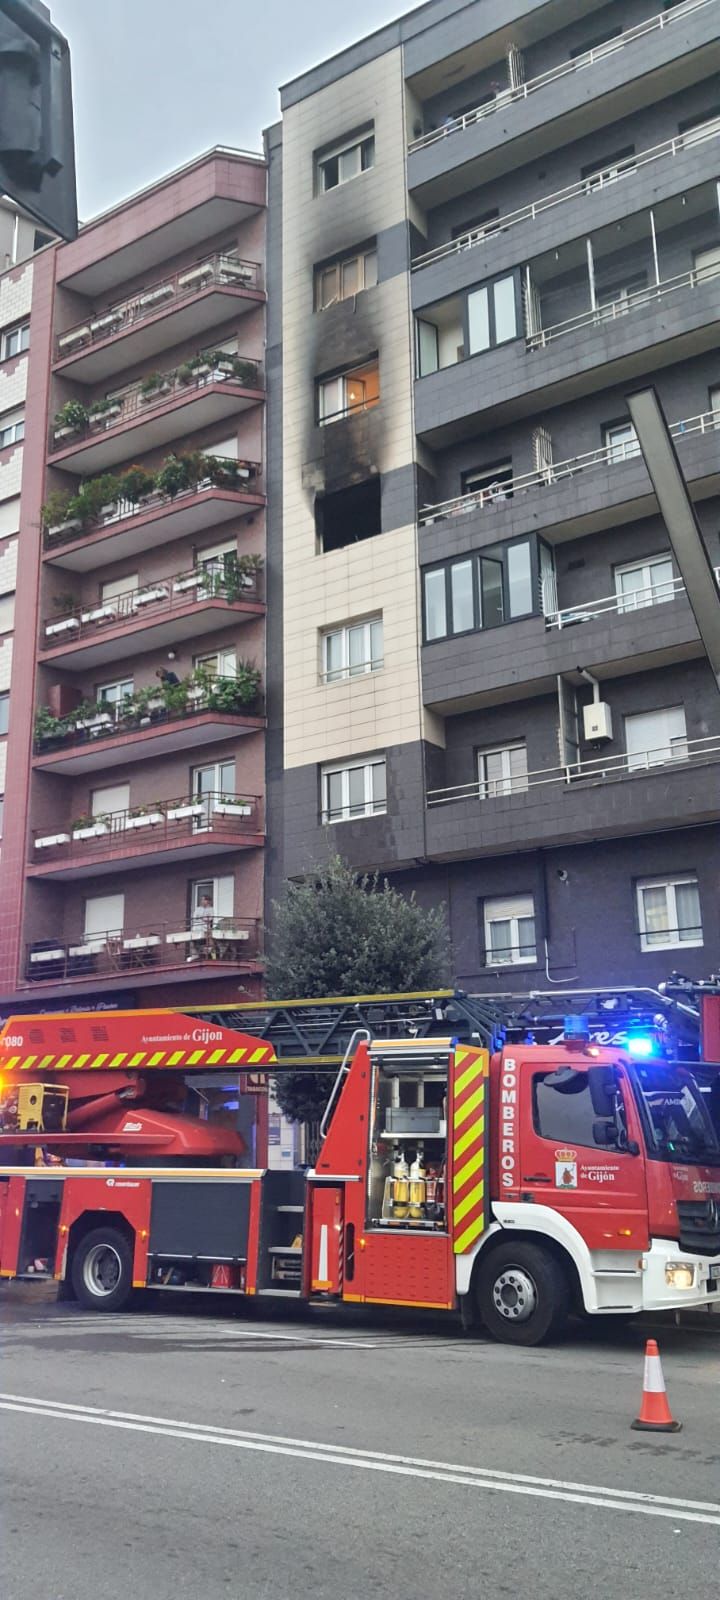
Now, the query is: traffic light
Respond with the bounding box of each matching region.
[0,0,77,241]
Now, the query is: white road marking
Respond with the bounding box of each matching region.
[1,1392,715,1527]
[0,1317,382,1348]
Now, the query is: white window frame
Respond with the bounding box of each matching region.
[624,705,688,772]
[315,247,378,311]
[0,407,24,448]
[322,616,383,683]
[190,873,235,931]
[1,322,29,361]
[604,421,640,462]
[317,129,374,194]
[83,892,125,949]
[97,676,134,716]
[636,875,702,952]
[321,755,386,824]
[484,894,536,967]
[195,645,237,677]
[477,743,528,799]
[317,361,379,425]
[614,554,675,612]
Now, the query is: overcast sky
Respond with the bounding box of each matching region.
[49,0,410,220]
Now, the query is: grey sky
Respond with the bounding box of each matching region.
[49,0,410,220]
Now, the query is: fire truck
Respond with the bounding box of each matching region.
[0,986,719,1345]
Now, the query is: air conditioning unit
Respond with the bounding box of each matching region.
[583,701,613,742]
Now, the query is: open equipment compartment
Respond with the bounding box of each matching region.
[366,1041,451,1231]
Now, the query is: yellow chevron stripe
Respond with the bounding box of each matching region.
[55,1055,73,1071]
[207,1049,225,1065]
[453,1180,484,1227]
[228,1048,247,1063]
[3,1055,20,1069]
[20,1055,37,1071]
[187,1050,205,1065]
[454,1212,486,1253]
[109,1053,128,1068]
[249,1047,268,1063]
[72,1054,90,1069]
[37,1054,55,1071]
[166,1051,185,1066]
[453,1085,484,1128]
[454,1046,469,1065]
[90,1053,109,1069]
[455,1061,480,1097]
[147,1052,165,1066]
[128,1053,146,1068]
[453,1121,482,1162]
[453,1147,484,1194]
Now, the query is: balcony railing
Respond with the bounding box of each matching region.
[25,917,262,982]
[42,455,262,552]
[32,791,263,862]
[545,571,720,630]
[55,251,263,361]
[527,258,720,350]
[34,673,263,756]
[50,355,263,452]
[418,406,720,526]
[412,116,720,269]
[42,563,262,647]
[408,0,715,152]
[427,732,720,808]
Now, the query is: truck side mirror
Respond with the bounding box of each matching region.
[592,1117,619,1147]
[588,1067,617,1118]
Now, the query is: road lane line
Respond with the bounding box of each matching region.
[0,1319,381,1348]
[1,1394,716,1527]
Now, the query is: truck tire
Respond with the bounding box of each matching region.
[476,1242,570,1346]
[71,1227,133,1312]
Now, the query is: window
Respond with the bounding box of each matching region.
[193,762,236,828]
[534,1069,610,1148]
[0,408,24,448]
[0,796,3,837]
[615,555,674,612]
[484,895,536,966]
[603,421,640,463]
[1,322,29,361]
[467,274,518,353]
[195,646,236,677]
[191,874,234,930]
[97,677,133,713]
[694,246,720,284]
[596,274,647,313]
[477,743,528,798]
[204,435,238,460]
[463,461,513,505]
[679,108,720,144]
[101,573,138,603]
[415,294,464,376]
[314,244,377,310]
[316,478,381,554]
[84,893,125,948]
[322,616,383,682]
[637,876,702,951]
[624,705,687,771]
[0,593,14,633]
[0,692,8,735]
[317,358,379,424]
[33,229,53,252]
[710,385,720,422]
[423,539,534,642]
[91,783,129,820]
[321,755,386,823]
[317,128,374,193]
[581,146,635,191]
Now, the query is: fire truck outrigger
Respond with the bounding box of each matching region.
[1,988,719,1345]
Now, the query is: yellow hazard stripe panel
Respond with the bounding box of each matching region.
[452,1146,484,1194]
[453,1085,484,1128]
[453,1180,484,1228]
[454,1214,486,1254]
[451,1049,488,1255]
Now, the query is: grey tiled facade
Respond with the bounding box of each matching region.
[267,0,720,994]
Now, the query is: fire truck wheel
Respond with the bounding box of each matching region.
[476,1243,569,1346]
[71,1227,133,1312]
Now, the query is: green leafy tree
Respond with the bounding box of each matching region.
[266,855,450,1127]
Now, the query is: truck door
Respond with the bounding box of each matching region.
[519,1055,649,1253]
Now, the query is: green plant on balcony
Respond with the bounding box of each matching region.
[232,357,259,386]
[54,399,90,435]
[207,663,261,711]
[52,591,79,613]
[72,473,121,524]
[88,396,121,420]
[203,454,243,490]
[154,452,203,498]
[34,704,63,745]
[117,464,156,503]
[41,489,78,532]
[140,370,174,397]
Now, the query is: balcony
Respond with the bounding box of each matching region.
[49,355,263,474]
[24,917,262,987]
[544,569,720,631]
[418,406,720,544]
[425,733,720,861]
[30,791,263,880]
[33,674,265,777]
[406,0,720,203]
[54,252,264,384]
[42,455,264,573]
[40,562,264,671]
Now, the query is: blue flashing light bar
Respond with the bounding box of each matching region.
[563,1014,590,1042]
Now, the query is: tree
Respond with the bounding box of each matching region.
[266,855,450,1127]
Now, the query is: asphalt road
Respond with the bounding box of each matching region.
[2,1286,719,1600]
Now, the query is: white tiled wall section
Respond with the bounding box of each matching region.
[0,741,6,792]
[0,536,18,592]
[0,447,23,501]
[0,635,14,691]
[281,49,427,769]
[0,353,28,414]
[0,261,32,328]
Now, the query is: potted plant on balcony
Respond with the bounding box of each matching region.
[213,792,253,818]
[88,395,123,429]
[232,357,259,387]
[117,464,156,505]
[34,828,71,849]
[33,704,65,749]
[140,370,174,402]
[166,796,204,821]
[71,811,112,840]
[124,803,164,831]
[72,472,122,527]
[155,453,191,498]
[41,490,83,542]
[207,662,261,712]
[53,399,89,441]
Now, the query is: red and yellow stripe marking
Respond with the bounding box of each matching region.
[0,1044,275,1072]
[451,1047,488,1255]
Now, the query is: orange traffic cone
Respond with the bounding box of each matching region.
[631,1338,682,1432]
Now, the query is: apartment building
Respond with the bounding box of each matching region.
[266,0,720,993]
[0,149,268,1007]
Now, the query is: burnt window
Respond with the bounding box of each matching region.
[316,478,382,554]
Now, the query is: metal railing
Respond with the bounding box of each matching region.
[55,250,263,360]
[50,357,263,451]
[418,406,720,526]
[427,733,720,808]
[32,791,262,861]
[42,565,262,646]
[527,258,720,350]
[42,457,262,551]
[412,115,720,269]
[546,567,720,629]
[408,0,715,152]
[25,917,262,982]
[34,676,264,756]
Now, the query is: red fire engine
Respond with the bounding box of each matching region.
[0,993,719,1344]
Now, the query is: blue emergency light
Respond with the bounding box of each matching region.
[625,1034,656,1059]
[563,1014,590,1042]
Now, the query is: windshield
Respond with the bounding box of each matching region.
[633,1063,720,1165]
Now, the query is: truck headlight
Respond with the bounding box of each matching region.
[665,1261,695,1290]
